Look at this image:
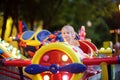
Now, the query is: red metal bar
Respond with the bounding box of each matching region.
[3,59,31,67]
[83,56,119,65]
[2,56,120,66]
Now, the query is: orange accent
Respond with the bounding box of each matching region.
[19,20,23,34]
[49,34,55,39]
[27,51,34,57]
[19,41,26,47]
[2,53,10,58]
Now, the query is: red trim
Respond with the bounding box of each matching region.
[83,56,118,65]
[79,40,92,54]
[4,59,31,67]
[82,40,98,53]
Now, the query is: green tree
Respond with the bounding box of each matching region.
[0,0,119,48]
[86,18,111,48]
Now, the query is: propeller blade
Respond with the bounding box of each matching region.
[59,63,87,73]
[25,63,87,74]
[24,64,49,74]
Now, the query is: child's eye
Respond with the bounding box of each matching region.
[62,32,65,34]
[67,32,70,34]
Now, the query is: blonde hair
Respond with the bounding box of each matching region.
[62,25,75,35]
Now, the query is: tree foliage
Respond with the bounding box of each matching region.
[0,0,119,47]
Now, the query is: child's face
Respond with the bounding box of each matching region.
[61,27,74,42]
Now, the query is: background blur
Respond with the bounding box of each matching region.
[0,0,120,48]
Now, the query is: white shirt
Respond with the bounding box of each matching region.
[64,42,88,60]
[73,46,87,60]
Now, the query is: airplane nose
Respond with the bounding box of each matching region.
[49,64,58,74]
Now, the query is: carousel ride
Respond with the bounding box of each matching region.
[0,23,119,80]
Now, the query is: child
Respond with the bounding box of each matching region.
[61,25,100,79]
[61,25,89,59]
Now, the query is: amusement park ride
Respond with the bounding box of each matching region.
[0,22,119,80]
